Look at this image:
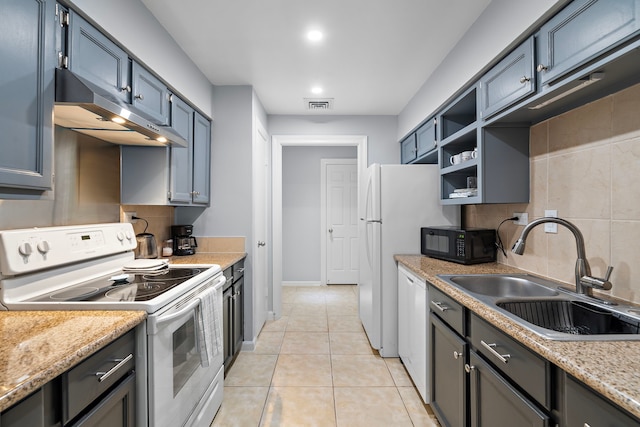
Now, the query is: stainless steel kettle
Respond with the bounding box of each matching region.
[135,233,158,259]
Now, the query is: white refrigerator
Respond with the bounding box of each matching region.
[359,164,460,357]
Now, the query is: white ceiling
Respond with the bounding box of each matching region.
[140,0,492,115]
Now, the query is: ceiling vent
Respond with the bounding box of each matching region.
[304,98,334,110]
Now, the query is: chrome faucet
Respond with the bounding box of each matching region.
[511,217,613,297]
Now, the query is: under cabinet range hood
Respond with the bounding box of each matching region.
[54,68,187,148]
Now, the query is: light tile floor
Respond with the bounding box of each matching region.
[211,285,440,427]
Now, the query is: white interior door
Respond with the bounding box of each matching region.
[323,159,358,284]
[252,118,269,334]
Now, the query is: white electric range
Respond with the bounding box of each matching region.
[0,223,225,427]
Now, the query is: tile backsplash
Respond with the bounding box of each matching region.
[467,82,640,304]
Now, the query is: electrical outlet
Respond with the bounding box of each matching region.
[545,209,557,233]
[513,212,528,225]
[123,211,137,223]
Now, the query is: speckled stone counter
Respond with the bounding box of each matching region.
[395,254,640,420]
[168,252,246,271]
[0,310,145,412]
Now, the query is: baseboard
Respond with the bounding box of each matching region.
[282,281,322,287]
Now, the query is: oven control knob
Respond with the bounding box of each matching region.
[116,231,125,242]
[37,241,50,254]
[18,242,33,256]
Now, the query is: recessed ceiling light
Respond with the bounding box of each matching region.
[311,87,323,94]
[112,117,126,124]
[307,30,323,42]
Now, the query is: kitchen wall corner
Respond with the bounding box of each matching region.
[468,82,640,305]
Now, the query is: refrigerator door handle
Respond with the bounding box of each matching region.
[365,219,382,223]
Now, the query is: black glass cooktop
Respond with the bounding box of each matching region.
[32,268,204,302]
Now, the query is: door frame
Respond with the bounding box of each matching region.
[271,135,367,319]
[320,158,358,286]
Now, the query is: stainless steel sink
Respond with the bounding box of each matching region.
[437,274,640,341]
[447,275,560,298]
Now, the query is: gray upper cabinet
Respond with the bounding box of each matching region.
[537,0,640,86]
[400,134,417,164]
[121,99,211,206]
[169,95,194,204]
[68,10,131,103]
[0,0,55,192]
[479,36,535,119]
[192,111,211,205]
[416,118,438,161]
[132,61,170,125]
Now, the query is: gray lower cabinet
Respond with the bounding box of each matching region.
[479,36,535,119]
[0,0,55,192]
[68,10,131,104]
[564,373,640,427]
[537,0,640,86]
[132,61,170,125]
[223,260,244,374]
[0,330,136,427]
[430,314,467,427]
[468,351,549,427]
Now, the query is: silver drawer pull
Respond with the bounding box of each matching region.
[430,300,449,312]
[95,353,134,383]
[480,340,510,364]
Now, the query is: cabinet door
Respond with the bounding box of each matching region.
[68,10,131,103]
[480,36,535,119]
[400,134,417,164]
[169,96,193,204]
[223,286,233,368]
[72,373,136,427]
[192,112,211,205]
[469,351,550,427]
[232,277,244,356]
[397,267,411,363]
[430,315,467,427]
[564,374,640,427]
[416,119,437,159]
[132,61,169,125]
[410,279,427,403]
[537,0,640,86]
[0,0,55,191]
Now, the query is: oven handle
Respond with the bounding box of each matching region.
[149,297,201,333]
[147,275,225,335]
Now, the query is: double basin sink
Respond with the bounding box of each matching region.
[437,274,640,341]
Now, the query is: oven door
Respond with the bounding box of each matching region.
[146,274,224,427]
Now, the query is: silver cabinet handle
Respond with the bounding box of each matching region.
[453,350,462,359]
[135,93,144,100]
[237,268,245,273]
[121,85,131,93]
[465,363,475,373]
[537,64,548,72]
[519,76,531,83]
[95,353,134,383]
[480,340,510,364]
[430,300,449,312]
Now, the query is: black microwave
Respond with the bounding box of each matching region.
[421,226,496,265]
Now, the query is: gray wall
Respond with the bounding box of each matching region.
[282,146,357,282]
[398,0,565,139]
[268,115,398,166]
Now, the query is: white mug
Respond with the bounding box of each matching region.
[450,154,462,165]
[460,150,477,161]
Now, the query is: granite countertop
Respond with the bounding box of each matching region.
[0,310,146,412]
[395,255,640,419]
[168,252,246,271]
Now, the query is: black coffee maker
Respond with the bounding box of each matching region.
[171,225,197,256]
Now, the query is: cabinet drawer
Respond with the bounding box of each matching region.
[470,314,550,409]
[429,285,465,336]
[63,330,135,424]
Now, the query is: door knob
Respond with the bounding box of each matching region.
[328,228,333,233]
[257,241,266,247]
